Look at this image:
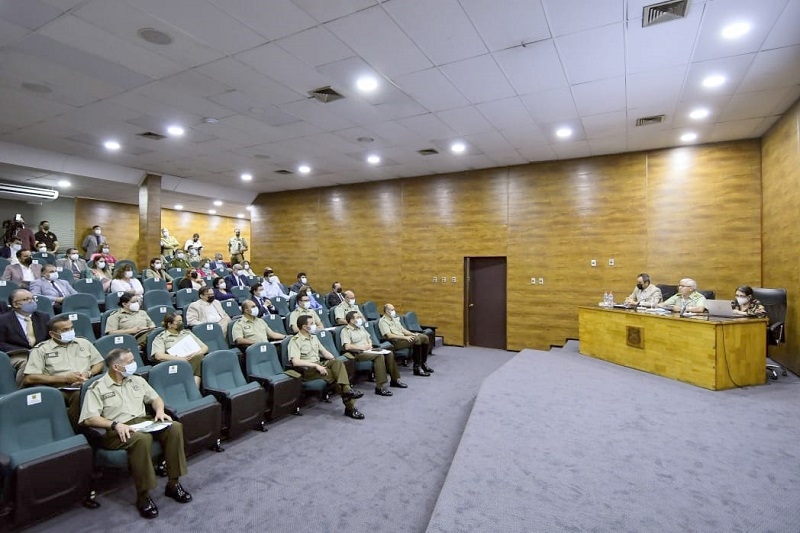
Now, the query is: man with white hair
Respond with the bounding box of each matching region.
[659,278,706,314]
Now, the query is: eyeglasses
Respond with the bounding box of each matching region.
[13,296,37,304]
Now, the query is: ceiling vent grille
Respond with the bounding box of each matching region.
[308,86,345,103]
[275,169,293,175]
[137,131,166,140]
[635,115,666,127]
[417,148,439,156]
[642,0,688,27]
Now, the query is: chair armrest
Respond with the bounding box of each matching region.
[420,325,437,333]
[0,452,9,470]
[78,425,107,448]
[202,387,229,402]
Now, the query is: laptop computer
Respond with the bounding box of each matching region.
[705,299,739,318]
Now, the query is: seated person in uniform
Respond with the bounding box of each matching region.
[150,313,208,388]
[623,272,662,307]
[731,285,768,317]
[80,347,192,520]
[29,263,77,313]
[0,289,49,383]
[288,293,324,333]
[142,257,173,291]
[105,292,156,344]
[379,303,433,377]
[334,290,364,325]
[231,300,286,349]
[22,315,104,427]
[169,250,192,270]
[659,278,706,314]
[289,314,364,420]
[340,310,407,396]
[186,287,231,337]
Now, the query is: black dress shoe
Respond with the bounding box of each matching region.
[341,389,364,401]
[375,387,393,396]
[413,367,430,377]
[138,497,159,519]
[344,407,365,420]
[390,380,408,388]
[164,483,193,503]
[421,364,434,373]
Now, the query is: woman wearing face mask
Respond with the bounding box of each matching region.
[731,285,767,317]
[90,244,118,270]
[110,265,144,296]
[151,313,208,388]
[143,257,174,291]
[212,277,237,302]
[196,258,219,279]
[178,268,206,291]
[239,261,256,277]
[104,292,156,344]
[84,256,113,292]
[297,285,323,309]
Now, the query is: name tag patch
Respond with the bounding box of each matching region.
[45,352,59,358]
[101,392,116,400]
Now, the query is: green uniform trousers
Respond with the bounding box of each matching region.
[301,359,356,409]
[353,351,400,386]
[100,417,188,496]
[389,336,429,365]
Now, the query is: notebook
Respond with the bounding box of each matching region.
[704,299,738,318]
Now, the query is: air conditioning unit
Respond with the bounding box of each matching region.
[0,183,59,202]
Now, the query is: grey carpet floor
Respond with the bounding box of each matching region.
[426,342,800,533]
[26,345,515,533]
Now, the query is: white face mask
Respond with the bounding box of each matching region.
[154,262,162,269]
[389,310,396,318]
[70,253,79,260]
[355,318,363,327]
[48,272,59,281]
[176,253,184,259]
[218,282,226,290]
[94,229,101,235]
[124,270,133,278]
[306,290,312,296]
[128,302,140,312]
[268,276,276,283]
[300,277,307,284]
[308,324,317,334]
[204,263,210,269]
[162,231,169,237]
[302,301,311,310]
[248,307,260,317]
[256,290,264,298]
[58,329,76,343]
[96,261,106,269]
[102,248,109,253]
[10,244,21,252]
[347,298,355,305]
[736,297,749,306]
[120,361,137,377]
[243,264,249,270]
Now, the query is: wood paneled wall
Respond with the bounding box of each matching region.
[762,98,800,372]
[161,209,251,263]
[253,140,762,350]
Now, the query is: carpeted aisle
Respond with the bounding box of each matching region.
[425,344,800,533]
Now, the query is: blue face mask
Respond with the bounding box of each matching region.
[20,301,37,314]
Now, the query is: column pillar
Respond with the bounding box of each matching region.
[138,173,162,267]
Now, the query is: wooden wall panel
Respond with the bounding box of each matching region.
[161,209,251,264]
[762,98,800,372]
[74,198,139,263]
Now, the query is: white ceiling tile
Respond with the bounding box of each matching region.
[393,68,470,112]
[493,40,568,95]
[572,77,626,116]
[463,130,517,153]
[0,86,75,128]
[627,66,686,109]
[476,97,535,130]
[763,0,800,48]
[367,121,423,145]
[588,136,627,156]
[738,45,800,93]
[625,8,702,74]
[500,126,548,150]
[719,86,800,121]
[199,59,302,106]
[326,5,432,77]
[682,54,756,100]
[0,0,64,30]
[161,70,233,99]
[555,23,625,84]
[581,110,627,139]
[397,114,457,141]
[384,0,487,65]
[236,43,330,97]
[291,0,377,23]
[435,106,494,136]
[40,0,86,10]
[550,139,591,159]
[0,18,31,48]
[461,0,550,52]
[275,27,355,68]
[520,87,578,123]
[279,99,356,132]
[708,117,766,142]
[440,54,515,104]
[541,0,623,36]
[373,96,428,121]
[207,0,316,41]
[516,144,557,162]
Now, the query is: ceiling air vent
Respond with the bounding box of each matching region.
[275,169,293,175]
[642,0,688,27]
[635,115,666,127]
[308,86,345,103]
[417,148,439,156]
[137,131,166,140]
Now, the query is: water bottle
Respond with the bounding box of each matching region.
[608,291,614,306]
[602,291,609,307]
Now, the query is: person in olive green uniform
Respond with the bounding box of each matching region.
[288,314,365,420]
[334,290,364,325]
[151,313,208,387]
[80,347,192,519]
[659,278,707,314]
[23,315,104,427]
[168,251,192,270]
[379,303,433,377]
[231,300,286,349]
[288,293,324,333]
[105,292,156,344]
[340,310,406,396]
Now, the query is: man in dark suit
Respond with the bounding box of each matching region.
[0,288,50,384]
[224,263,249,289]
[327,281,345,308]
[1,249,42,288]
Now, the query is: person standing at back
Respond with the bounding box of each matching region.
[81,225,107,260]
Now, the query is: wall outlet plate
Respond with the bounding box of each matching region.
[608,258,615,266]
[538,278,544,285]
[441,276,446,283]
[531,277,536,284]
[591,259,597,267]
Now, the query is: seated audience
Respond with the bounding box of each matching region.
[84,257,113,292]
[56,248,88,279]
[143,257,173,290]
[160,227,181,259]
[624,273,662,307]
[34,220,58,252]
[288,293,324,334]
[231,299,286,349]
[178,268,205,290]
[212,277,237,302]
[298,285,323,310]
[110,264,144,296]
[0,236,22,259]
[379,303,433,377]
[659,278,706,314]
[225,263,250,289]
[29,263,77,313]
[334,290,363,325]
[341,310,407,396]
[250,283,278,316]
[89,244,117,269]
[196,258,218,279]
[210,253,228,271]
[732,285,768,317]
[263,267,281,286]
[151,313,208,387]
[263,271,290,299]
[239,260,255,277]
[327,281,345,308]
[105,292,156,344]
[0,289,49,383]
[185,286,231,337]
[289,272,308,293]
[169,251,192,270]
[81,225,107,260]
[2,249,42,288]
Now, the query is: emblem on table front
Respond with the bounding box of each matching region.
[626,326,644,349]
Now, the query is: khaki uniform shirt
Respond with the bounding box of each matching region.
[288,333,323,364]
[663,291,707,311]
[105,309,155,334]
[379,315,407,338]
[228,237,248,254]
[79,373,158,424]
[24,337,103,376]
[334,301,360,323]
[232,316,277,344]
[627,284,662,305]
[288,307,323,331]
[151,329,207,356]
[340,324,371,348]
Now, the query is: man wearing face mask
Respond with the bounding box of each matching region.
[341,310,406,396]
[224,264,250,289]
[0,289,50,383]
[379,303,433,377]
[0,236,22,259]
[159,228,181,259]
[80,347,192,519]
[34,220,59,253]
[289,314,365,420]
[227,228,249,265]
[289,272,309,294]
[13,215,36,251]
[2,249,42,288]
[184,233,203,257]
[29,264,77,313]
[232,300,286,350]
[327,281,345,308]
[210,253,228,271]
[105,292,156,344]
[169,250,192,270]
[250,283,278,317]
[81,225,107,260]
[56,248,88,279]
[334,290,363,325]
[288,294,325,334]
[23,315,104,427]
[624,273,662,308]
[262,269,290,300]
[185,287,231,338]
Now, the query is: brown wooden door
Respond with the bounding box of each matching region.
[465,257,507,349]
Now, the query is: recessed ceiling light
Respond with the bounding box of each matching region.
[213,200,223,206]
[721,22,751,39]
[202,117,219,124]
[556,127,572,138]
[174,204,183,210]
[237,213,245,219]
[167,125,184,136]
[137,28,173,45]
[451,142,466,153]
[57,179,70,188]
[356,76,378,92]
[241,173,253,181]
[680,132,698,142]
[103,140,121,151]
[298,165,311,174]
[702,75,726,88]
[367,154,381,164]
[246,205,253,211]
[689,108,710,120]
[208,209,216,215]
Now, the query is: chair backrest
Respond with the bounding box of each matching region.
[279,336,293,368]
[0,257,9,272]
[101,308,116,334]
[61,311,97,342]
[332,325,346,352]
[314,292,327,310]
[35,295,55,317]
[143,277,168,293]
[220,298,241,319]
[175,288,199,309]
[245,342,283,378]
[316,329,340,357]
[404,311,424,331]
[0,279,20,302]
[202,350,247,390]
[191,322,227,352]
[328,307,338,326]
[362,301,380,321]
[0,351,17,396]
[147,305,175,327]
[656,284,678,302]
[226,319,238,347]
[263,314,286,335]
[113,259,138,276]
[316,307,332,328]
[288,294,298,311]
[148,360,203,409]
[698,290,715,300]
[167,268,184,281]
[366,320,383,346]
[214,267,228,278]
[143,289,172,309]
[0,387,78,455]
[56,266,74,282]
[752,287,787,340]
[72,278,105,305]
[78,374,104,409]
[145,327,166,364]
[230,286,250,301]
[62,293,101,321]
[271,296,289,316]
[31,252,56,265]
[93,334,141,363]
[105,290,126,311]
[189,260,200,268]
